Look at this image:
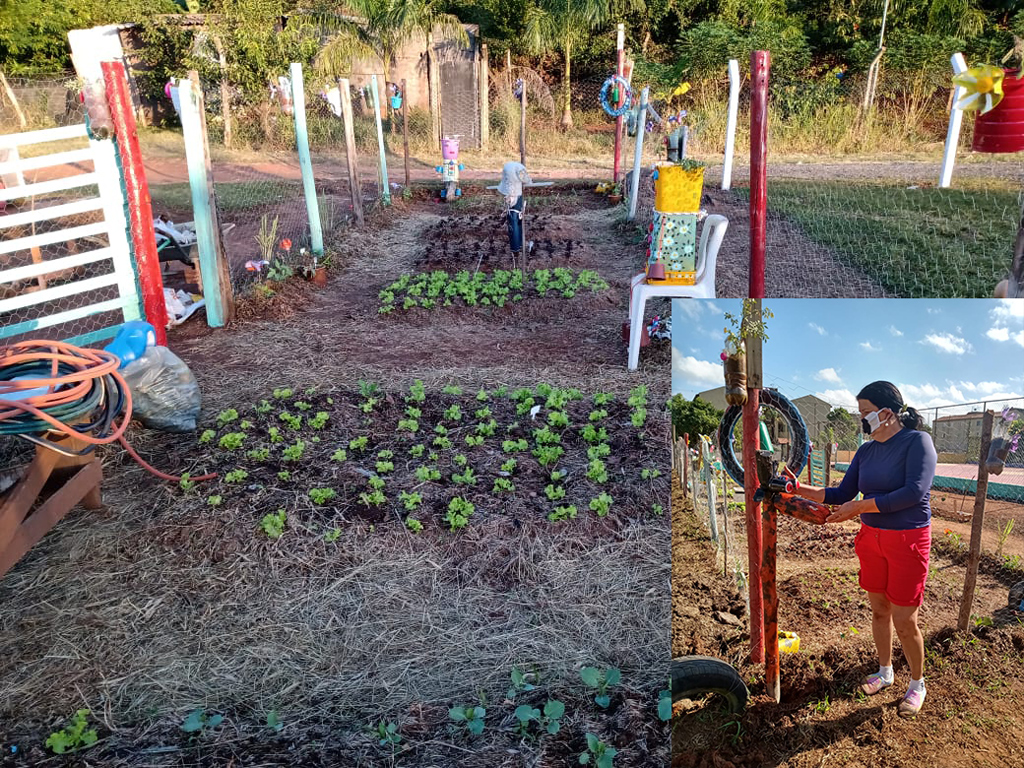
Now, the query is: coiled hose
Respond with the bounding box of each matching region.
[0,340,214,482]
[717,388,810,487]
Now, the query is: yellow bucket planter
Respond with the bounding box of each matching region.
[654,161,705,213]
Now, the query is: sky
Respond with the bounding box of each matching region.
[671,299,1024,417]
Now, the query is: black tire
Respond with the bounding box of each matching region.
[718,388,810,487]
[1010,580,1024,612]
[671,655,748,713]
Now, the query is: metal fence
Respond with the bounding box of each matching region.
[0,72,81,133]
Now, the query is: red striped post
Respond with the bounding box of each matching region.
[749,51,770,299]
[612,23,624,184]
[101,61,167,345]
[743,388,764,663]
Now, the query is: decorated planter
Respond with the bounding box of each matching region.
[441,137,460,160]
[723,348,747,407]
[653,162,705,213]
[972,69,1024,153]
[646,211,698,285]
[390,95,403,110]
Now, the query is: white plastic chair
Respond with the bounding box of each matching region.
[628,214,728,370]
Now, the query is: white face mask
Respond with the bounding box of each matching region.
[862,409,891,435]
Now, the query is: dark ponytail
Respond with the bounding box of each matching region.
[856,381,922,430]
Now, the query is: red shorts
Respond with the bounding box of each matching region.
[855,523,931,607]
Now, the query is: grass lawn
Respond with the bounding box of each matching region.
[739,179,1021,298]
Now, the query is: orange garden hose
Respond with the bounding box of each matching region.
[0,340,215,483]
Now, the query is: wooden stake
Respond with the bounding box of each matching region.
[519,79,526,166]
[479,44,489,149]
[958,410,994,631]
[0,70,27,130]
[180,71,235,325]
[212,35,232,149]
[402,78,410,188]
[428,36,440,151]
[338,78,364,226]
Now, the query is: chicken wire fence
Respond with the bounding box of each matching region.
[1,97,136,348]
[0,72,82,132]
[147,69,397,298]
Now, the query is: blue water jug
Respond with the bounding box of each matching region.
[104,320,157,368]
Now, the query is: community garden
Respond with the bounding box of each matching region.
[0,177,674,766]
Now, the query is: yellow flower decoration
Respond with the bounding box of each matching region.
[953,64,1005,114]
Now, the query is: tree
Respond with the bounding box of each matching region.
[315,0,467,87]
[523,0,612,130]
[826,406,859,451]
[667,394,723,441]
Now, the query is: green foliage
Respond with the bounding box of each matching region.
[260,509,287,538]
[331,448,348,463]
[515,698,566,736]
[208,494,223,507]
[503,438,529,452]
[446,497,475,530]
[247,447,271,461]
[179,472,195,493]
[309,488,337,505]
[448,705,486,736]
[580,666,621,708]
[283,440,307,462]
[199,429,216,444]
[45,709,97,754]
[378,269,608,313]
[399,490,423,510]
[548,504,578,522]
[219,432,246,450]
[452,466,477,486]
[349,436,370,452]
[587,459,608,483]
[533,445,565,467]
[216,408,239,427]
[181,708,224,735]
[224,469,249,484]
[273,388,293,400]
[405,516,424,532]
[309,412,330,430]
[375,719,401,746]
[324,527,342,542]
[589,492,613,517]
[407,380,427,403]
[579,732,617,767]
[667,395,724,442]
[415,465,442,482]
[279,411,303,431]
[544,483,566,500]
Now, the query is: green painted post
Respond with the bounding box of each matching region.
[177,76,230,327]
[290,63,324,255]
[370,75,391,206]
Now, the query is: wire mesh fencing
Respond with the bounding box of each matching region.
[0,72,81,133]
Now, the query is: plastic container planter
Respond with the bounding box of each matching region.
[972,70,1024,153]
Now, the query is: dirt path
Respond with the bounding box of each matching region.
[672,478,1024,768]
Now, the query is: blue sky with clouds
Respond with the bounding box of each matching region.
[671,299,1024,413]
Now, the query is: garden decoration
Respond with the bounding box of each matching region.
[599,74,632,119]
[488,162,553,270]
[435,135,465,201]
[388,82,403,111]
[646,160,706,284]
[0,339,214,579]
[985,407,1020,476]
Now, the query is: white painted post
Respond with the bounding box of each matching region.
[370,74,391,206]
[940,53,969,189]
[289,63,324,255]
[722,59,740,191]
[627,86,649,222]
[91,137,142,324]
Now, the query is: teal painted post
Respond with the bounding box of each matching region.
[370,75,391,206]
[178,76,230,327]
[290,63,324,255]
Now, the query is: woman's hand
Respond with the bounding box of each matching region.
[827,499,865,524]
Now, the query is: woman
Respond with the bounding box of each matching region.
[791,381,937,718]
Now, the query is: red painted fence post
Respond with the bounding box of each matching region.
[613,23,625,184]
[743,388,764,663]
[101,61,167,346]
[749,51,770,300]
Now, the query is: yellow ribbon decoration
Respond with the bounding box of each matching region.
[952,64,1005,114]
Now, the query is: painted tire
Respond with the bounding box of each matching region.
[671,656,748,713]
[718,388,810,487]
[600,75,632,117]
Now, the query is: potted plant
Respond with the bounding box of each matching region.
[608,183,623,205]
[965,39,1024,153]
[654,158,705,213]
[721,300,774,407]
[299,248,328,287]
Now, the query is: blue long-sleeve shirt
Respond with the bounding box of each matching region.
[823,428,937,530]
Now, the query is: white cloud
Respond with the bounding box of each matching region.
[672,352,723,388]
[990,299,1024,324]
[816,389,857,408]
[815,367,843,384]
[889,325,904,337]
[808,323,827,336]
[921,332,972,355]
[926,308,941,315]
[674,301,704,321]
[899,381,1024,409]
[860,341,880,352]
[988,327,1010,342]
[958,381,1004,394]
[1015,330,1024,348]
